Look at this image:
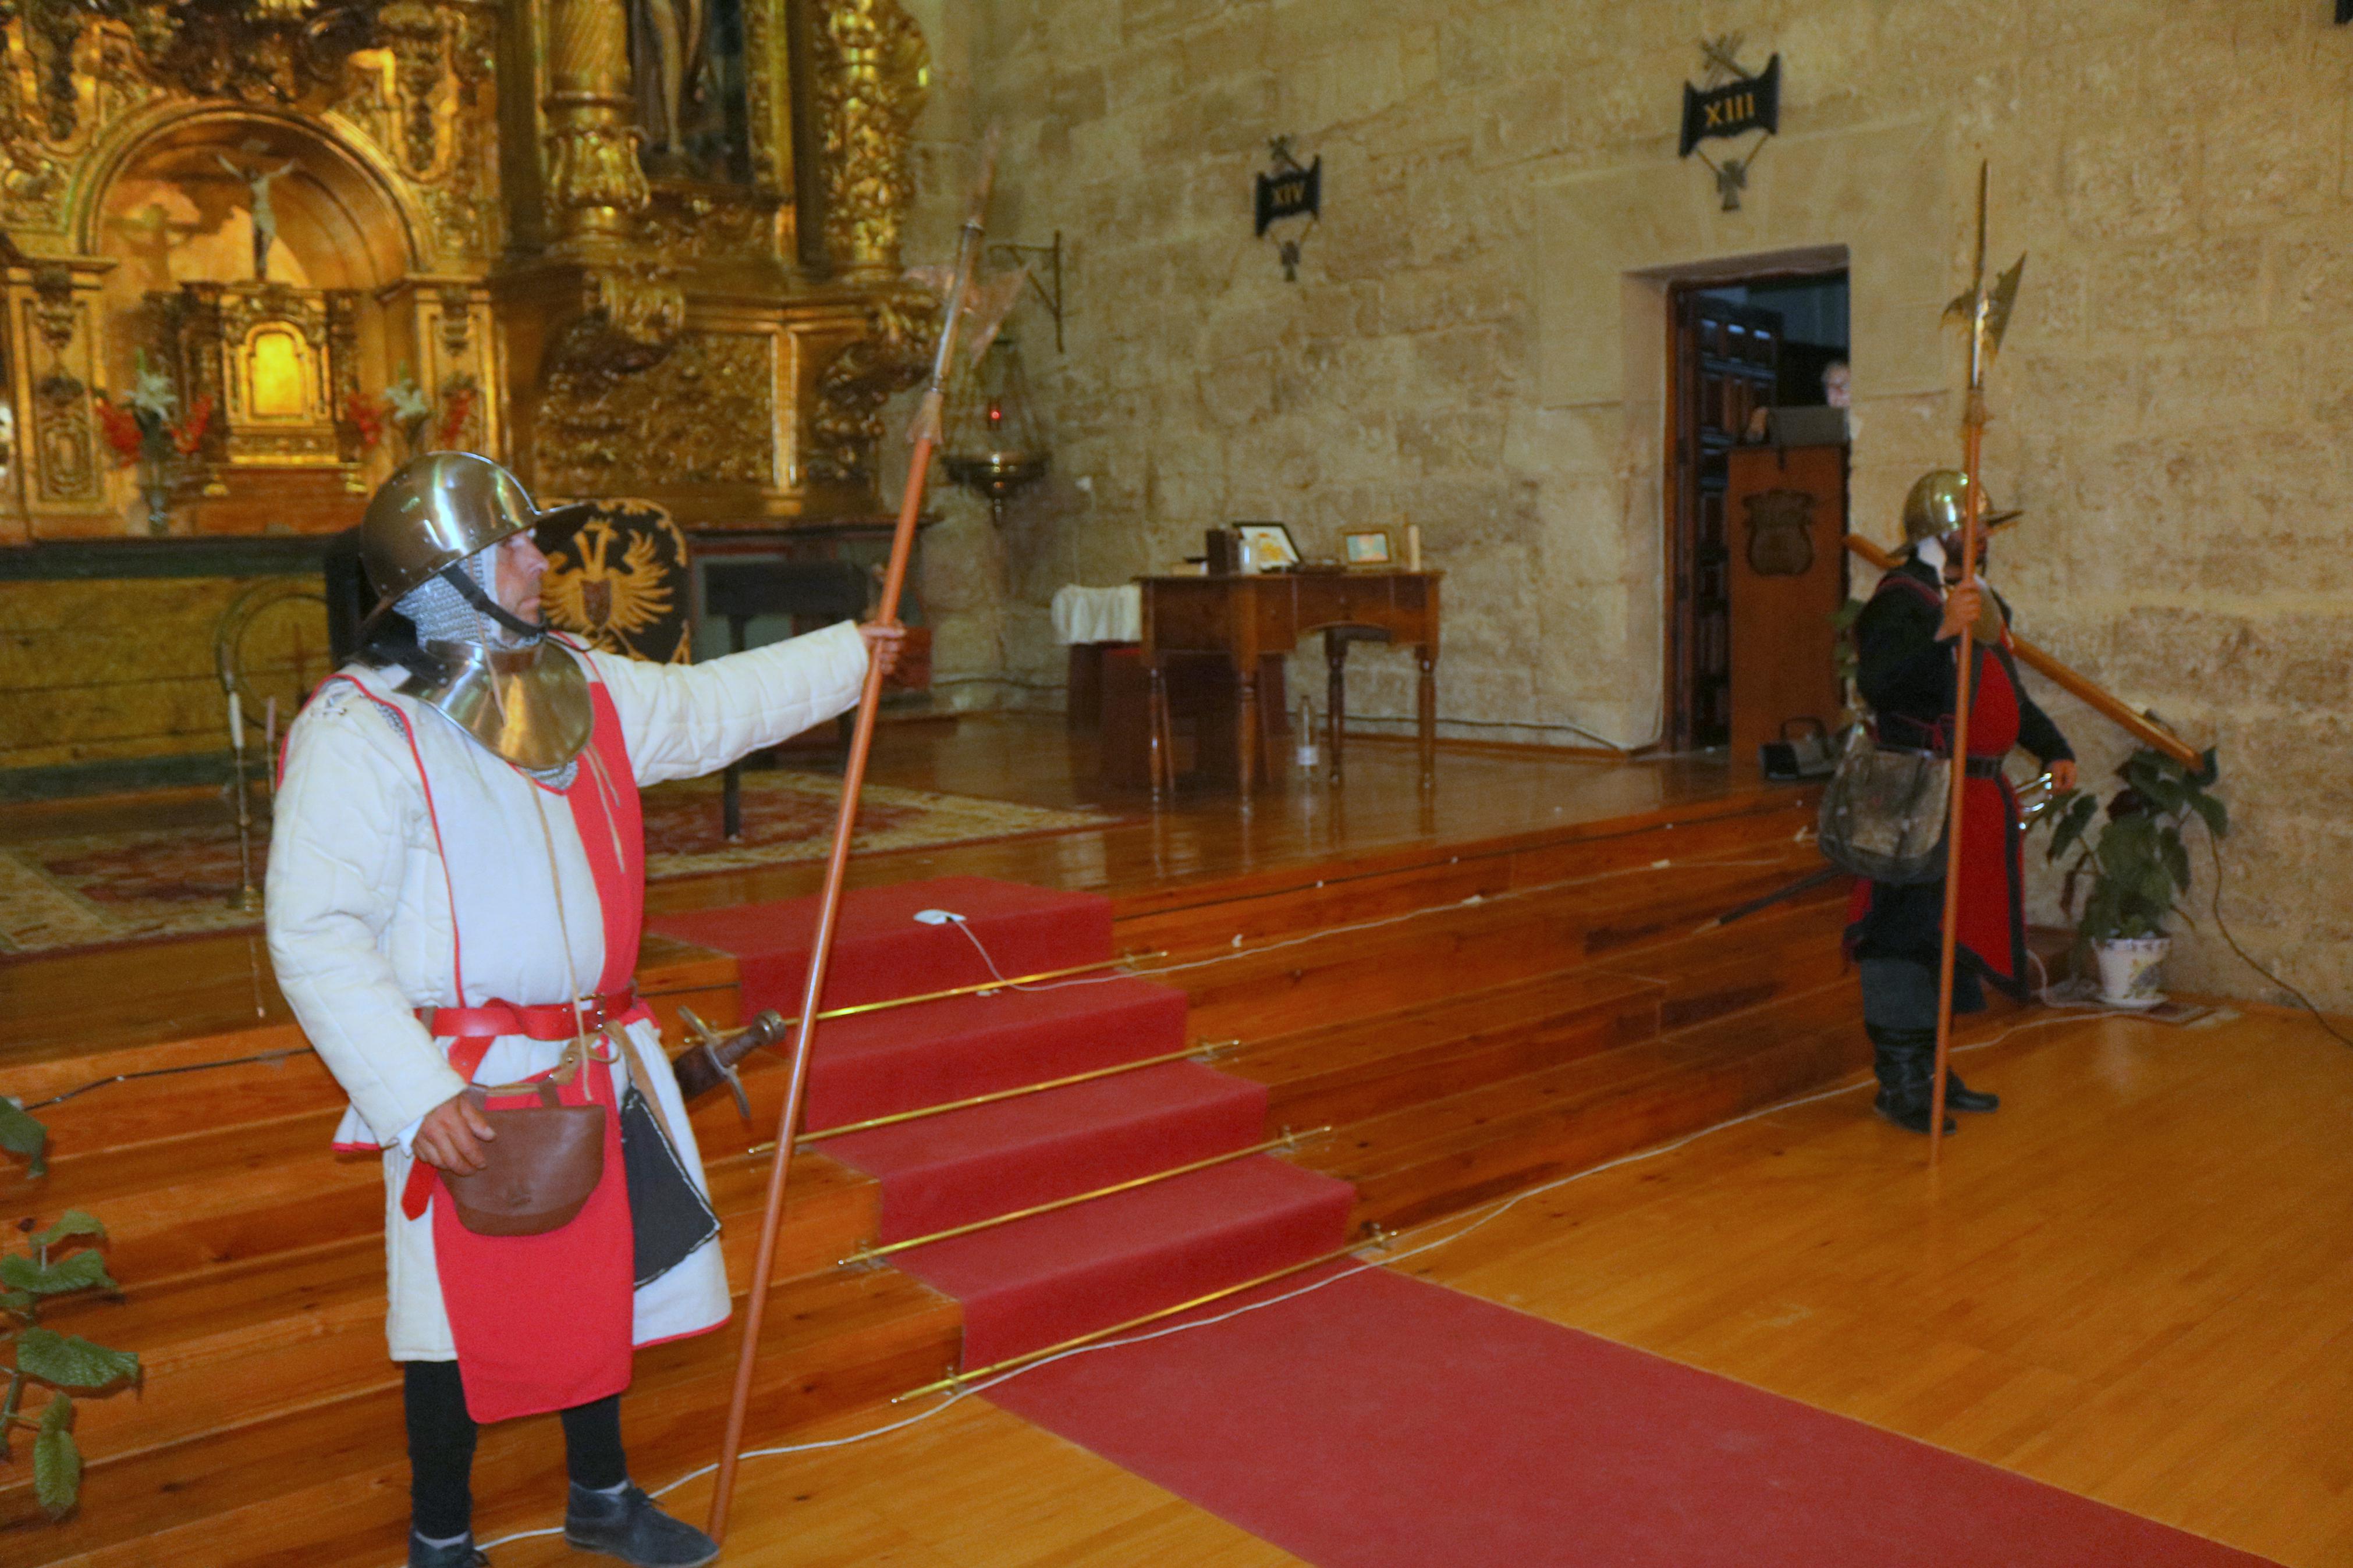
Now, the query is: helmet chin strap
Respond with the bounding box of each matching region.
[438,559,546,643]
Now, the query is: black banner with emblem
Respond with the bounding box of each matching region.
[1679,55,1780,158]
[1255,157,1321,237]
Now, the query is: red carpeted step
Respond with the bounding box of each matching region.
[828,1063,1270,1241]
[648,876,1114,1014]
[803,976,1190,1130]
[893,1154,1354,1368]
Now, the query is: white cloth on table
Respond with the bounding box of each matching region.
[1050,584,1142,645]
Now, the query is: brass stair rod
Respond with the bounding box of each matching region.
[894,1232,1386,1402]
[842,1127,1329,1266]
[721,952,1167,1032]
[790,1038,1242,1149]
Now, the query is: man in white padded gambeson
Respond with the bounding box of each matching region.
[267,453,900,1568]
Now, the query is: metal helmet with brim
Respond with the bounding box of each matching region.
[354,451,598,771]
[1902,468,2022,543]
[356,451,592,632]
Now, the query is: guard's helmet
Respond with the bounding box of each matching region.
[357,452,588,620]
[1901,469,1972,542]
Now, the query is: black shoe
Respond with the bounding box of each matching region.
[409,1534,488,1568]
[565,1482,721,1568]
[1944,1071,1999,1114]
[1867,1025,1957,1136]
[1873,1086,1958,1136]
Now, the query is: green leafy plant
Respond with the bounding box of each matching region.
[1,1101,139,1518]
[2045,747,2227,943]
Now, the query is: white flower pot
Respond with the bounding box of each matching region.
[2092,936,2171,1008]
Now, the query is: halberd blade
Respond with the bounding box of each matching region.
[1982,253,2026,361]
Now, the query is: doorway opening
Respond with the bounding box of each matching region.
[1663,268,1850,752]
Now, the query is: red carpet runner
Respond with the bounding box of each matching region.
[991,1265,2279,1568]
[651,878,1354,1367]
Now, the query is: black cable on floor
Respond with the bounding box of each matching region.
[2208,834,2353,1050]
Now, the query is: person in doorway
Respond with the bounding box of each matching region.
[1845,469,2075,1134]
[267,453,902,1568]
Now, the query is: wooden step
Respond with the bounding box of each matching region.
[1174,845,1829,1044]
[1224,966,1663,1131]
[1,1266,959,1565]
[1110,789,1819,956]
[1300,979,1868,1233]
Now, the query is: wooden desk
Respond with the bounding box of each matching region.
[1138,570,1442,800]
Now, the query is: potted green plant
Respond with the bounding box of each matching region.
[2043,747,2227,1006]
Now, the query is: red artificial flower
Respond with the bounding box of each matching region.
[435,382,477,450]
[91,394,145,465]
[171,393,214,457]
[343,389,389,450]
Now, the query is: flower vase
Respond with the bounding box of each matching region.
[139,469,173,535]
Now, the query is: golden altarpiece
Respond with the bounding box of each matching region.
[0,0,939,546]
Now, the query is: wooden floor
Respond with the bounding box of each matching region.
[483,1004,2350,1568]
[8,719,2341,1564]
[0,716,1758,1062]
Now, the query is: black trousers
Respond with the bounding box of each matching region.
[402,1361,629,1539]
[1858,955,1983,1032]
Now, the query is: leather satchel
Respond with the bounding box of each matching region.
[439,1081,606,1237]
[1816,727,1951,885]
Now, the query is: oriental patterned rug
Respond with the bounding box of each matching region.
[0,773,1123,958]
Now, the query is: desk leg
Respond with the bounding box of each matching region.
[1235,662,1259,806]
[1417,648,1438,790]
[1146,659,1168,803]
[1325,634,1346,787]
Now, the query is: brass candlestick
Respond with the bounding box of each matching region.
[225,687,263,913]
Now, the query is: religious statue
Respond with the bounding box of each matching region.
[216,147,297,280]
[631,0,711,173]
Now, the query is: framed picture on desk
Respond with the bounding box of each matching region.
[1233,521,1300,574]
[1342,529,1393,567]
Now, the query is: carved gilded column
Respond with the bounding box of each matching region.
[542,0,647,254]
[812,0,928,279]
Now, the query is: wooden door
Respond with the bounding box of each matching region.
[1666,292,1781,750]
[1724,442,1848,764]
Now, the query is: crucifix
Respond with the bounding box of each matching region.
[217,148,297,280]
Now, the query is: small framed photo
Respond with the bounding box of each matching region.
[1233,521,1301,574]
[1342,529,1393,567]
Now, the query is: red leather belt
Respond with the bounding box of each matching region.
[420,986,640,1043]
[399,986,641,1221]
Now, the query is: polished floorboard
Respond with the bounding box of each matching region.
[484,1004,2346,1567]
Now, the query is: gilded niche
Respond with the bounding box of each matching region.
[537,329,776,494]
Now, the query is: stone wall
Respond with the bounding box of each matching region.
[899,0,2353,1008]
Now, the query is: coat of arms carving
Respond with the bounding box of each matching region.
[1742,487,1816,577]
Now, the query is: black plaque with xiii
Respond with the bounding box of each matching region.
[1678,54,1780,156]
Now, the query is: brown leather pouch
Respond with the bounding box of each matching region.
[439,1081,606,1237]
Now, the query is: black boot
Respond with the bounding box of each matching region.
[1944,1069,1999,1114]
[1867,1026,1955,1136]
[565,1482,720,1567]
[408,1534,488,1568]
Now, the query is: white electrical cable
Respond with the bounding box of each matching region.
[452,1000,2148,1563]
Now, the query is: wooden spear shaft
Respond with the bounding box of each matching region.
[1929,403,1991,1169]
[705,132,999,1542]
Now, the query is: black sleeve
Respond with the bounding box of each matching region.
[1854,582,1950,731]
[2004,652,2074,766]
